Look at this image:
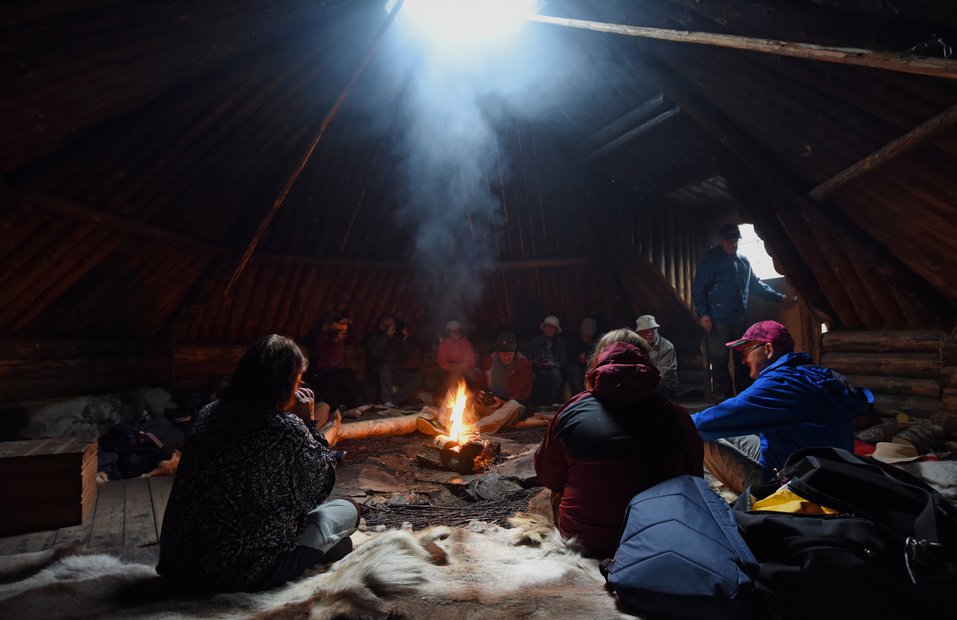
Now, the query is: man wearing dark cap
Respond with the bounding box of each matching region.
[692,223,795,399]
[691,321,872,494]
[473,331,534,433]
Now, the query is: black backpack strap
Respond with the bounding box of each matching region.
[598,557,612,579]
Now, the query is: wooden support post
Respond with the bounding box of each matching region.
[222,0,406,296]
[526,14,957,80]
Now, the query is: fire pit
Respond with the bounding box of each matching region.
[415,381,501,474]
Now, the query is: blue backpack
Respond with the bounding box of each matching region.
[604,475,758,619]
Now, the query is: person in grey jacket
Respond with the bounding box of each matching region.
[691,224,795,399]
[635,314,678,399]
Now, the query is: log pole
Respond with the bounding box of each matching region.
[335,412,422,442]
[809,103,957,201]
[526,14,957,80]
[223,0,406,296]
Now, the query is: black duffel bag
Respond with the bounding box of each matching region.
[733,447,957,620]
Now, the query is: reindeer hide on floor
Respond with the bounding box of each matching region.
[0,514,630,619]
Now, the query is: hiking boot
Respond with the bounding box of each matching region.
[416,416,445,437]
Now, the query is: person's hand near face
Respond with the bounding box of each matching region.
[292,385,317,423]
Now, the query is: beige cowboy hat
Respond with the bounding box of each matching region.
[870,441,921,464]
[539,315,562,334]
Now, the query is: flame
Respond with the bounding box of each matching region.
[446,380,470,443]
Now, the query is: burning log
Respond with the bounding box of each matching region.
[412,380,501,474]
[416,436,501,475]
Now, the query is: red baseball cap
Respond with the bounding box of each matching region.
[726,320,795,353]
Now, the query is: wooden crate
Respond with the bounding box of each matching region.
[0,437,98,536]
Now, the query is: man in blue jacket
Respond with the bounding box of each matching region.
[692,223,795,399]
[691,321,872,494]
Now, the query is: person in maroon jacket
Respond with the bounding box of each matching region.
[472,331,533,433]
[534,328,704,559]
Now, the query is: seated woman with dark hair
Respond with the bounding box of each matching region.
[157,334,359,592]
[534,328,703,559]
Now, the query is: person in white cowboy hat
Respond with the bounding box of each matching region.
[634,314,678,399]
[525,315,568,406]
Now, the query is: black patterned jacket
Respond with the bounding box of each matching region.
[157,399,337,591]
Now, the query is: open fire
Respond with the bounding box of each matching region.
[417,380,500,474]
[436,380,472,447]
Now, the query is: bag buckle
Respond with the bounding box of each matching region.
[904,536,953,585]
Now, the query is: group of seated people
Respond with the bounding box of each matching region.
[158,317,872,592]
[308,310,680,413]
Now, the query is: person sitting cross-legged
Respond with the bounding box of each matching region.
[534,329,703,559]
[472,331,534,434]
[435,319,481,391]
[634,314,678,399]
[365,315,422,408]
[525,315,568,406]
[309,314,370,416]
[420,331,534,437]
[692,321,873,495]
[157,335,359,592]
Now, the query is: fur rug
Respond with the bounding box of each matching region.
[0,514,630,619]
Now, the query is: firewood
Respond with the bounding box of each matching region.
[892,424,946,454]
[336,413,422,442]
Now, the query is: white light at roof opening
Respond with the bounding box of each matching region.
[737,224,784,280]
[386,0,543,43]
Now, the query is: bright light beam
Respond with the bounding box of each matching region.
[386,0,542,43]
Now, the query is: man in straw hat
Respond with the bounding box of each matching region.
[691,320,872,494]
[525,315,568,406]
[635,314,678,399]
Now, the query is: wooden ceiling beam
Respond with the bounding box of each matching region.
[595,48,843,322]
[576,93,665,154]
[655,164,720,197]
[583,106,682,163]
[810,102,957,201]
[527,14,957,80]
[254,253,595,271]
[22,193,224,256]
[614,47,950,328]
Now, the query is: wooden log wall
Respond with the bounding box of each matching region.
[821,330,956,420]
[630,197,708,311]
[0,340,167,405]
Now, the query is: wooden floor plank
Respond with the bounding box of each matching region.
[123,478,156,547]
[149,476,173,539]
[0,529,57,555]
[52,510,95,547]
[88,480,126,548]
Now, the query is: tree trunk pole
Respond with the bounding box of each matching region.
[527,14,957,80]
[223,0,406,296]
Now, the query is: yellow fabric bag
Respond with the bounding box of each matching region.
[750,485,840,515]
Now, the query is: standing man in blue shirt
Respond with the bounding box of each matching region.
[692,223,795,399]
[691,321,872,494]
